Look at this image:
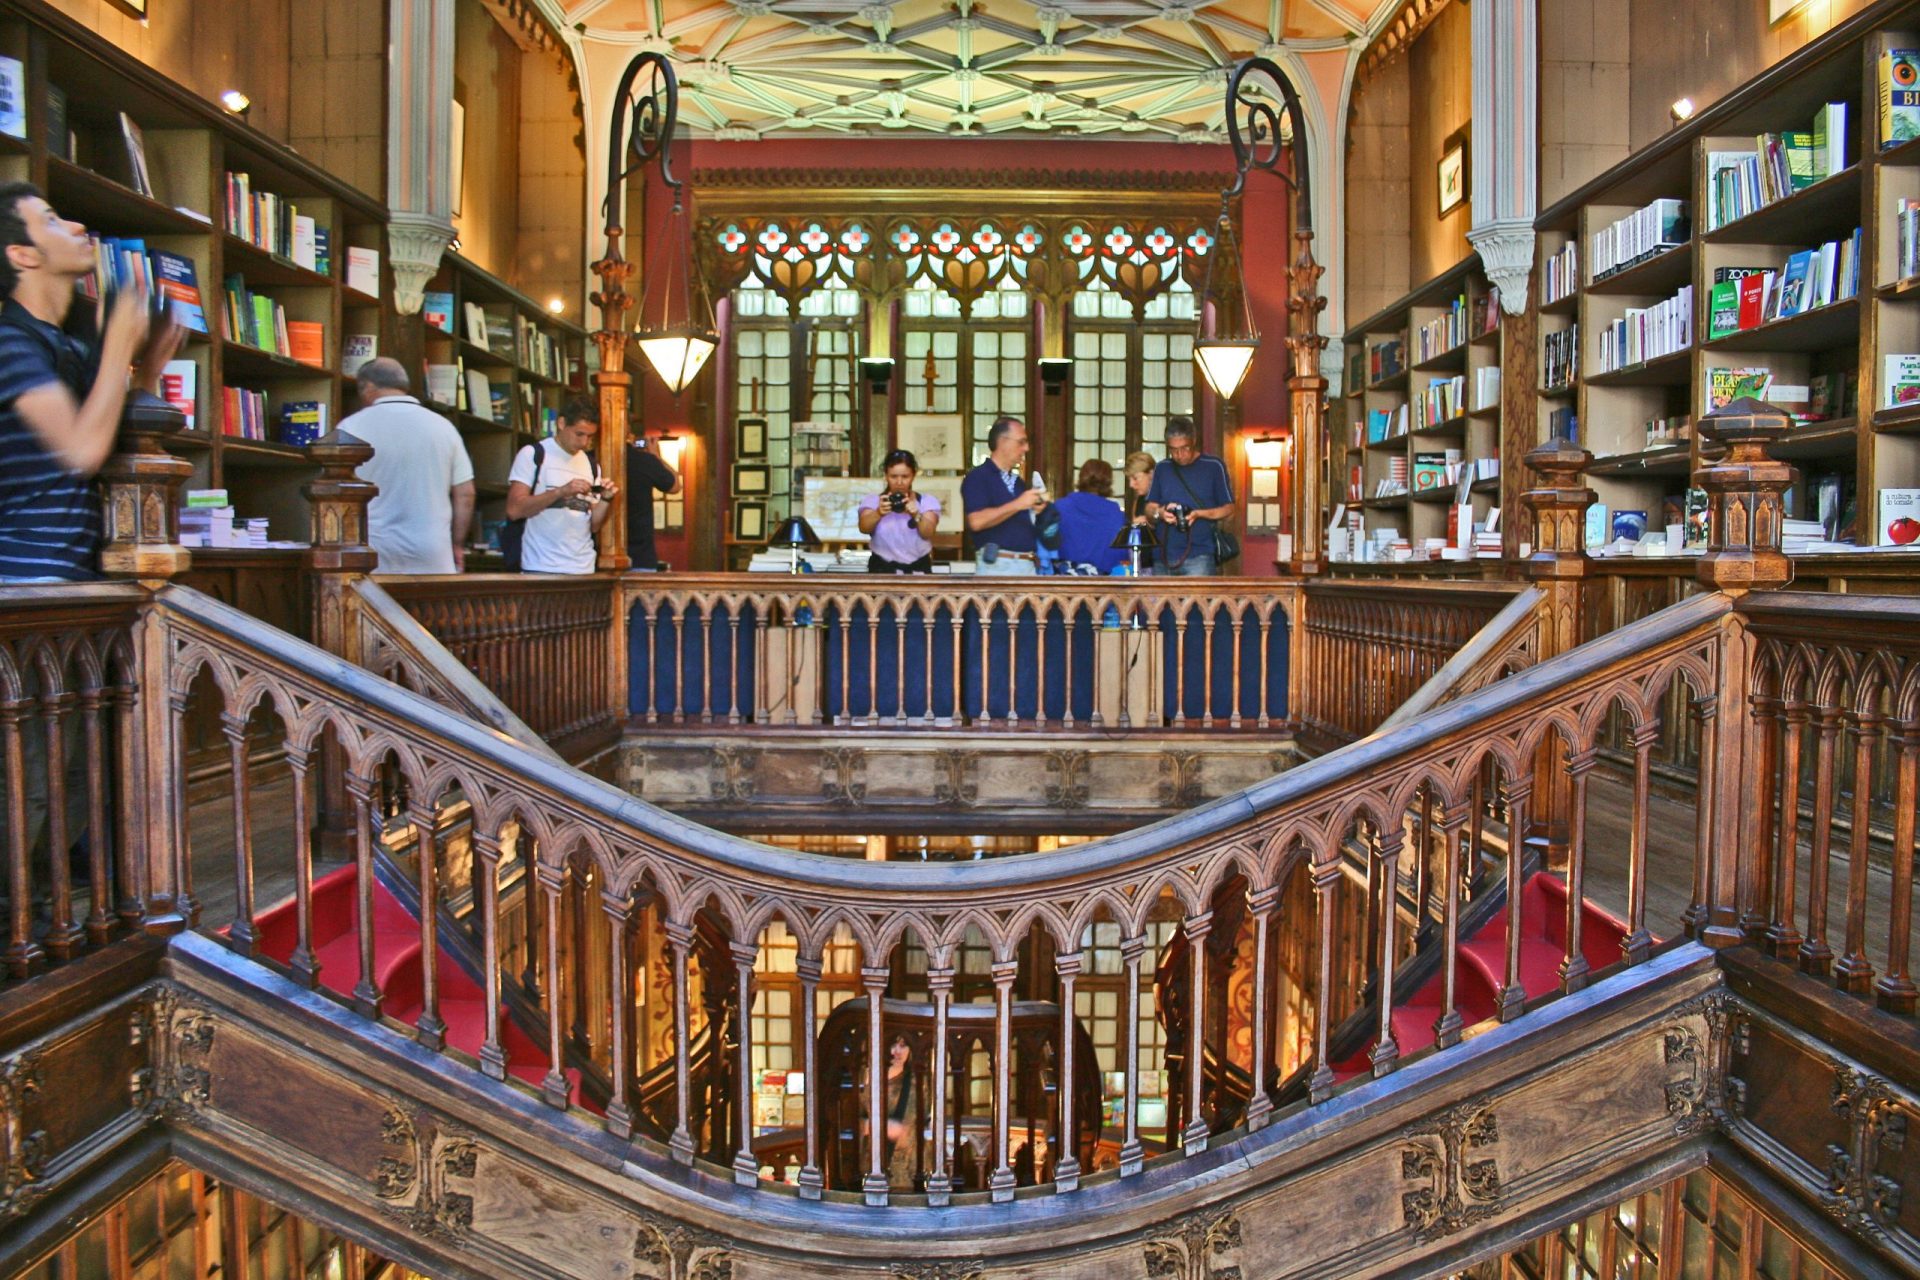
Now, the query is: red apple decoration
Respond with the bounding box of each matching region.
[1890,516,1920,546]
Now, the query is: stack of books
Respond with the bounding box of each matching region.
[1597,285,1693,373]
[1706,104,1848,230]
[1414,294,1466,360]
[1543,326,1579,390]
[1590,199,1689,280]
[1543,241,1579,304]
[224,171,328,271]
[220,386,269,439]
[1412,375,1465,428]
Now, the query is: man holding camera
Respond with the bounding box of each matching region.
[505,396,620,574]
[1145,416,1236,576]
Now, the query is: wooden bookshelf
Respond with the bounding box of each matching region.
[1525,2,1920,553]
[414,252,590,544]
[1337,256,1503,561]
[0,4,391,543]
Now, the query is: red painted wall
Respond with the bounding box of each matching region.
[639,137,1294,575]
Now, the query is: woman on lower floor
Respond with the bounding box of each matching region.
[859,449,942,573]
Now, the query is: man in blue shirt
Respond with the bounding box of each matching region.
[1146,416,1237,576]
[960,415,1041,575]
[0,181,179,582]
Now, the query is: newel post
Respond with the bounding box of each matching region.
[1693,398,1797,947]
[1521,436,1594,868]
[304,429,378,861]
[98,391,193,931]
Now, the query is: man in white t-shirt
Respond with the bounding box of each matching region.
[342,358,476,573]
[505,397,620,574]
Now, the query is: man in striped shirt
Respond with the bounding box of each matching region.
[0,181,180,582]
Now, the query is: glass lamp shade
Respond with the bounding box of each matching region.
[1194,339,1258,400]
[637,328,717,394]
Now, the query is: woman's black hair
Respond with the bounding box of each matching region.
[880,448,918,473]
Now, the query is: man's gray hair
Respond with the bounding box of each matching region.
[356,357,411,395]
[1165,414,1196,444]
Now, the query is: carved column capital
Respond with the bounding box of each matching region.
[1694,398,1796,595]
[1468,220,1537,317]
[388,214,454,317]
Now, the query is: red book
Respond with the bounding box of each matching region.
[1737,272,1770,330]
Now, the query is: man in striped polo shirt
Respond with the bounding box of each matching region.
[0,181,180,582]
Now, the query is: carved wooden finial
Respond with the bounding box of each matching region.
[303,428,378,575]
[98,390,193,581]
[1694,396,1795,595]
[1521,435,1594,580]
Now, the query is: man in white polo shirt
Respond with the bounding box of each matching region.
[342,358,476,573]
[505,397,620,573]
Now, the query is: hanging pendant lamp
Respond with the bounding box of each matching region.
[636,192,717,395]
[1192,200,1259,401]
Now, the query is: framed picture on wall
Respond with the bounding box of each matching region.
[736,416,768,459]
[733,501,768,542]
[1437,126,1470,218]
[732,462,771,496]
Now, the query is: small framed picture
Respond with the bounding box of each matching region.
[732,462,771,496]
[736,416,767,459]
[1437,126,1470,218]
[734,500,768,542]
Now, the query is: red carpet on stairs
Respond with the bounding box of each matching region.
[1333,872,1638,1080]
[252,865,587,1107]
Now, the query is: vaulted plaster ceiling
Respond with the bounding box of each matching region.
[559,0,1393,140]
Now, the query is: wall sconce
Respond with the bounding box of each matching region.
[1243,431,1288,531]
[1037,357,1072,394]
[1670,98,1695,125]
[219,90,252,120]
[653,431,685,472]
[1245,434,1287,470]
[859,356,895,391]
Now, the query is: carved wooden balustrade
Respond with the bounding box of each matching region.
[378,574,623,762]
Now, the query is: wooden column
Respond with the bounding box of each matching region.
[861,963,891,1206]
[591,220,636,573]
[731,939,760,1187]
[1286,229,1328,576]
[1693,398,1796,948]
[924,949,955,1205]
[1052,949,1082,1192]
[794,953,825,1200]
[988,957,1018,1203]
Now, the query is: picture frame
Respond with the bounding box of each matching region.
[733,500,767,542]
[732,462,771,496]
[895,412,966,472]
[1437,126,1470,218]
[736,415,768,459]
[450,99,466,219]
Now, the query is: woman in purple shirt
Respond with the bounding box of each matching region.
[858,448,942,573]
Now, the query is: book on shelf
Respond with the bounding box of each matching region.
[83,235,152,302]
[464,369,492,421]
[1548,407,1577,442]
[291,216,317,272]
[1543,240,1578,304]
[1473,366,1501,410]
[1590,199,1689,279]
[346,247,379,297]
[1808,369,1857,419]
[422,292,455,335]
[276,401,328,446]
[44,83,66,161]
[425,363,459,407]
[1412,449,1460,493]
[462,302,488,348]
[1707,106,1849,230]
[160,359,196,432]
[1880,48,1920,148]
[313,227,331,276]
[1885,354,1920,407]
[0,56,23,140]
[1367,337,1405,383]
[221,386,268,440]
[285,320,324,367]
[1414,294,1467,361]
[1878,487,1920,546]
[117,112,152,198]
[150,250,208,334]
[1707,366,1774,410]
[1366,404,1408,443]
[1542,325,1579,389]
[1597,286,1692,373]
[341,333,376,376]
[185,489,229,509]
[1413,375,1464,427]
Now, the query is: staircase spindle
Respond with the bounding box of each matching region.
[1747,692,1781,940]
[1801,706,1841,975]
[1879,723,1919,1014]
[1006,605,1020,729]
[284,744,318,987]
[865,606,880,725]
[644,603,659,724]
[1053,950,1081,1191]
[666,918,696,1163]
[1034,605,1049,729]
[1229,605,1243,729]
[838,610,854,726]
[220,711,256,958]
[1180,910,1211,1153]
[795,954,824,1198]
[112,676,142,931]
[1172,614,1188,728]
[346,770,382,1018]
[1308,854,1339,1103]
[732,939,759,1186]
[988,957,1018,1201]
[1257,609,1272,729]
[36,675,78,959]
[925,956,954,1204]
[79,683,110,947]
[538,862,570,1107]
[1433,803,1467,1049]
[894,607,907,726]
[1,698,39,978]
[862,963,891,1205]
[1561,749,1596,991]
[475,831,507,1080]
[1201,608,1216,728]
[1245,886,1279,1130]
[1498,780,1531,1022]
[410,802,446,1052]
[671,610,688,725]
[1370,831,1403,1076]
[1836,709,1882,993]
[700,605,715,726]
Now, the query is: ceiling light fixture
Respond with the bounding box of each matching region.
[602,53,717,397]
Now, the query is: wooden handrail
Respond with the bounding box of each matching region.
[1373,587,1544,736]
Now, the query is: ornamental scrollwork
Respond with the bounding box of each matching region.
[633,1210,733,1280]
[1141,1207,1243,1280]
[1399,1101,1502,1242]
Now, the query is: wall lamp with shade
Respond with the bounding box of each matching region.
[1192,58,1314,402]
[1244,433,1288,470]
[858,356,895,391]
[1037,357,1073,393]
[602,53,717,396]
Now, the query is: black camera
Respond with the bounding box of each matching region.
[884,491,910,514]
[1163,502,1192,531]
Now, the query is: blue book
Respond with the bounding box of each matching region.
[1774,250,1813,319]
[151,249,208,334]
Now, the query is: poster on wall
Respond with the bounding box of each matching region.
[895,412,966,472]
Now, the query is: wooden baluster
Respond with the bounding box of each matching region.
[1201,605,1216,728]
[538,862,570,1107]
[670,607,687,725]
[1560,749,1597,992]
[1370,830,1403,1076]
[1,694,40,977]
[731,939,759,1185]
[1497,779,1531,1022]
[346,770,382,1018]
[1622,725,1656,966]
[1053,949,1081,1191]
[948,611,964,727]
[1684,696,1718,939]
[747,606,765,726]
[211,710,257,959]
[1034,604,1049,729]
[1879,722,1919,1014]
[36,671,79,959]
[112,675,142,931]
[1836,708,1883,994]
[1433,802,1469,1049]
[1746,691,1781,941]
[1180,910,1211,1153]
[794,953,825,1198]
[77,677,109,946]
[1244,885,1279,1130]
[1257,608,1273,730]
[861,963,891,1205]
[473,831,507,1080]
[866,605,881,726]
[603,890,637,1138]
[894,605,908,727]
[1006,605,1020,729]
[1062,604,1077,730]
[1172,611,1188,728]
[1228,604,1244,729]
[666,918,696,1163]
[925,952,954,1205]
[919,606,937,725]
[1308,850,1339,1103]
[644,602,659,725]
[1118,932,1145,1174]
[976,607,992,727]
[988,957,1018,1201]
[1800,706,1841,976]
[1767,701,1808,958]
[410,802,447,1051]
[700,604,715,726]
[838,608,854,726]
